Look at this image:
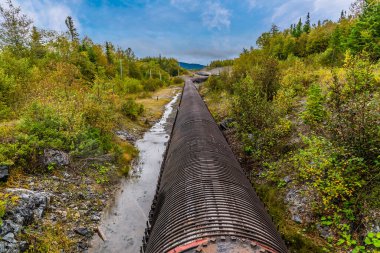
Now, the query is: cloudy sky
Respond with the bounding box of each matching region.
[5,0,353,64]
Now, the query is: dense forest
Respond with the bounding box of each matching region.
[203,0,379,252]
[0,0,184,251]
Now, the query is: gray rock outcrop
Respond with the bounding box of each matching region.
[42,149,70,167]
[0,188,50,253]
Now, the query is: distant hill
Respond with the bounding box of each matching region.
[179,62,205,70]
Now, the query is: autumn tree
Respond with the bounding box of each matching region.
[0,0,32,52]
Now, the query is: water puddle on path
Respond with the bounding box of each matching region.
[89,92,180,253]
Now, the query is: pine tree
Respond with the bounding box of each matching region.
[270,24,279,35]
[340,10,346,20]
[65,16,79,42]
[303,12,311,33]
[125,47,135,61]
[347,0,380,60]
[105,41,114,64]
[30,26,45,59]
[294,18,303,37]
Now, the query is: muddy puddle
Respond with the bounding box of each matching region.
[89,92,180,253]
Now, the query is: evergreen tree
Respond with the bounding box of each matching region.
[105,41,114,64]
[347,0,380,60]
[125,47,135,61]
[303,12,311,33]
[65,16,79,42]
[294,18,303,37]
[0,0,32,51]
[30,26,45,59]
[340,10,346,21]
[270,24,279,35]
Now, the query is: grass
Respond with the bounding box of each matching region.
[200,90,232,122]
[137,85,181,121]
[23,222,74,253]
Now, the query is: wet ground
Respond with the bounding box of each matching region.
[89,92,181,253]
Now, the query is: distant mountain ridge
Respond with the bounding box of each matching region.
[179,62,205,70]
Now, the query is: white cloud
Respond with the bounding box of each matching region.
[202,1,231,30]
[170,0,231,30]
[313,0,351,14]
[0,0,80,32]
[271,0,353,27]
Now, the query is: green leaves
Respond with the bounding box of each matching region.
[301,83,326,126]
[121,99,144,121]
[364,232,380,248]
[347,1,380,60]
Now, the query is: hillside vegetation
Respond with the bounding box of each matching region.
[0,1,184,172]
[0,1,184,251]
[202,0,379,252]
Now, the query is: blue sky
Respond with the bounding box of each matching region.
[7,0,353,64]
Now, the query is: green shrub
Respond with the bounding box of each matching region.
[290,135,364,212]
[121,99,144,120]
[123,78,143,93]
[205,76,224,92]
[0,101,13,120]
[326,53,379,160]
[141,78,164,91]
[171,77,183,85]
[72,127,113,157]
[301,83,326,126]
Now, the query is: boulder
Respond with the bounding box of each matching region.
[285,187,314,224]
[0,189,50,252]
[42,149,70,167]
[115,130,136,142]
[0,166,9,182]
[74,227,93,237]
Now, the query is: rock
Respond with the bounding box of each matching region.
[283,176,292,184]
[363,208,380,234]
[0,166,9,182]
[219,118,234,131]
[77,241,89,251]
[0,189,50,251]
[0,242,5,253]
[7,188,50,221]
[91,215,101,221]
[42,149,70,167]
[316,224,333,239]
[285,187,314,224]
[19,241,28,252]
[74,227,92,237]
[0,220,21,236]
[2,233,17,244]
[292,215,302,224]
[115,130,136,142]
